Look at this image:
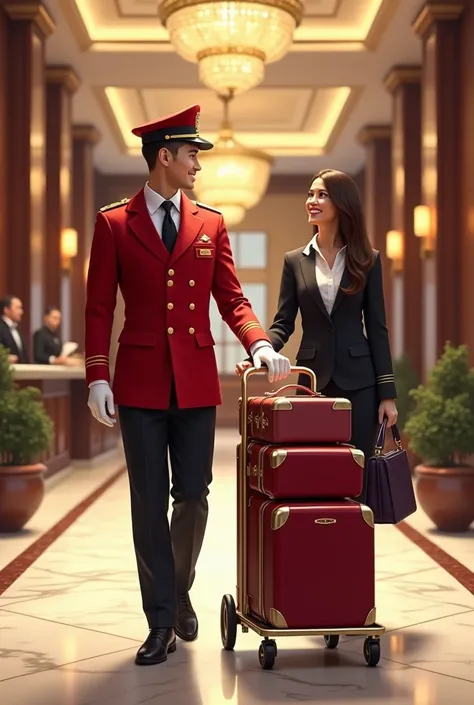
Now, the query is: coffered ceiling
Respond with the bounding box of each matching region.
[43,0,423,175]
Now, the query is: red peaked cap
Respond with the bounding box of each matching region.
[131,104,213,150]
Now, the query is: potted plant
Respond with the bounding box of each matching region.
[405,342,474,532]
[0,345,53,532]
[390,355,420,471]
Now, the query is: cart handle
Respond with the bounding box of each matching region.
[264,384,320,398]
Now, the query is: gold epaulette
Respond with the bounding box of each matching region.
[100,198,130,212]
[194,201,221,214]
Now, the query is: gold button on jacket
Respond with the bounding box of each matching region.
[167,327,174,334]
[189,280,195,287]
[189,303,195,310]
[167,303,174,310]
[168,269,175,276]
[189,327,195,335]
[167,280,174,287]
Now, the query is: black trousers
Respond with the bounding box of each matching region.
[319,379,379,504]
[118,392,216,629]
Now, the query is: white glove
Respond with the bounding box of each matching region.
[252,345,291,383]
[87,382,116,427]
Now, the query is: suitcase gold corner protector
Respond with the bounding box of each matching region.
[364,607,376,626]
[271,506,290,530]
[270,449,287,468]
[350,448,365,467]
[269,608,288,629]
[272,399,293,410]
[360,504,375,528]
[332,398,352,410]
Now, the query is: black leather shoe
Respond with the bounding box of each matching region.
[175,593,198,641]
[135,627,176,665]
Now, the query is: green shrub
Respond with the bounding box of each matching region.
[405,343,474,467]
[0,345,53,465]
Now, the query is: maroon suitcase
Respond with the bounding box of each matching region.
[246,385,351,444]
[247,441,364,499]
[247,495,375,629]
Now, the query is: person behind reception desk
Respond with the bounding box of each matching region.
[0,294,28,363]
[33,306,79,365]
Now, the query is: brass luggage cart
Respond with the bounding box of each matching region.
[219,366,385,670]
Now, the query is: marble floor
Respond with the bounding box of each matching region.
[1,430,474,704]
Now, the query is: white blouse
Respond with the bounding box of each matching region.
[303,235,347,315]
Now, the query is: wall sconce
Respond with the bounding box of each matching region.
[414,205,435,256]
[386,229,404,274]
[61,228,78,271]
[84,256,90,285]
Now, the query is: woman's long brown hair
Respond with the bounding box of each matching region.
[310,169,374,294]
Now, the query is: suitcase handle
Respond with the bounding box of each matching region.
[373,419,403,455]
[264,384,320,398]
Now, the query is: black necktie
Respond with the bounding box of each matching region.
[161,201,178,253]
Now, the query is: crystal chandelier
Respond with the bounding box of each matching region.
[193,94,272,226]
[159,0,304,95]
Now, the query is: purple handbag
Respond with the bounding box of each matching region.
[366,420,417,524]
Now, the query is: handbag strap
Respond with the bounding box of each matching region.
[374,419,403,456]
[264,384,320,398]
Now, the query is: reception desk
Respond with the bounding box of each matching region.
[12,365,120,478]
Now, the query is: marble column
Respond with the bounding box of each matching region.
[413,2,464,371]
[70,125,101,353]
[1,1,55,348]
[357,125,393,334]
[384,65,423,376]
[45,66,81,337]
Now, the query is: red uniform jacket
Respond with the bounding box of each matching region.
[85,189,270,409]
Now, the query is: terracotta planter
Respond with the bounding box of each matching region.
[414,464,474,532]
[0,463,46,532]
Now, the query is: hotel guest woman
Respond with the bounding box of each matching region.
[239,169,398,502]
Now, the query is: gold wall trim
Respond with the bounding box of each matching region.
[383,65,422,94]
[4,2,56,37]
[72,124,102,144]
[92,87,130,155]
[58,0,93,50]
[45,65,81,94]
[364,0,400,51]
[357,124,392,145]
[413,3,464,39]
[324,85,362,155]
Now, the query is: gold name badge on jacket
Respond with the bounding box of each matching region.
[195,235,214,258]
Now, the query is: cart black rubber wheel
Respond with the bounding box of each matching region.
[324,634,340,649]
[220,594,237,650]
[363,637,381,666]
[259,640,276,670]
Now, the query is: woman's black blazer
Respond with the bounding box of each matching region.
[266,245,397,401]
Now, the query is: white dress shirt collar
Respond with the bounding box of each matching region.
[303,233,347,257]
[1,315,16,329]
[144,183,181,215]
